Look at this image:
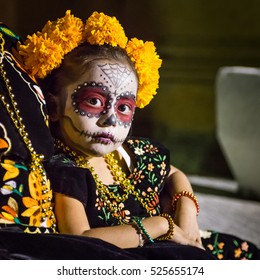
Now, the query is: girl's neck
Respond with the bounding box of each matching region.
[55,138,131,185]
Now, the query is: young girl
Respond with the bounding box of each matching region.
[18,11,259,259]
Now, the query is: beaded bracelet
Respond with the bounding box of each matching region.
[131,221,146,247]
[132,217,154,243]
[137,233,145,247]
[157,213,175,241]
[172,191,200,215]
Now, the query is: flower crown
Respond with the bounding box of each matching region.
[18,10,162,108]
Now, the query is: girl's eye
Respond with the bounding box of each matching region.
[115,98,136,123]
[73,88,107,115]
[117,104,132,114]
[87,97,103,107]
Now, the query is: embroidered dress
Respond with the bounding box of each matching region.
[46,137,260,260]
[46,137,170,227]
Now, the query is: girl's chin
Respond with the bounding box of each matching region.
[80,143,118,158]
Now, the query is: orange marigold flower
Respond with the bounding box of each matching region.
[18,10,84,79]
[18,10,162,109]
[126,38,162,108]
[85,12,128,48]
[42,10,84,52]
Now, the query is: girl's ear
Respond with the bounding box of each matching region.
[47,93,60,122]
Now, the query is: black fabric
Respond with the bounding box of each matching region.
[0,23,54,160]
[201,230,260,260]
[0,230,140,260]
[0,229,216,260]
[1,227,260,260]
[128,242,216,260]
[0,23,56,232]
[43,155,92,206]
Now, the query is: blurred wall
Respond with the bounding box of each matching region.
[1,0,260,178]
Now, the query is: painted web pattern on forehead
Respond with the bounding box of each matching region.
[99,63,131,90]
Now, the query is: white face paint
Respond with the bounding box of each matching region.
[58,59,138,158]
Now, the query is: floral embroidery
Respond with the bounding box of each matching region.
[233,240,253,260]
[95,137,169,225]
[206,236,225,260]
[200,230,212,239]
[0,197,22,224]
[22,170,54,228]
[0,160,25,224]
[129,169,144,184]
[0,123,11,155]
[146,191,160,215]
[0,158,55,229]
[144,144,158,154]
[202,231,255,260]
[112,206,131,224]
[134,147,145,156]
[1,159,20,181]
[0,180,23,197]
[147,163,154,172]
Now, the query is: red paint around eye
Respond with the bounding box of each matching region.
[75,87,107,115]
[115,98,136,123]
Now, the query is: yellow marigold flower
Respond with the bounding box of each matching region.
[18,10,162,108]
[19,33,64,78]
[42,10,84,54]
[18,10,84,79]
[126,38,162,108]
[85,12,128,48]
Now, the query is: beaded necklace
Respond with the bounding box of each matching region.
[0,33,56,231]
[54,139,158,223]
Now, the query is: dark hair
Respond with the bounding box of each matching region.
[39,42,138,97]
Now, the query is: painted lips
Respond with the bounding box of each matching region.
[92,132,115,144]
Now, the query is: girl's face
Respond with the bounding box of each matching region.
[56,59,138,157]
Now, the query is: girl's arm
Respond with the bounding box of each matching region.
[160,165,202,245]
[54,192,203,249]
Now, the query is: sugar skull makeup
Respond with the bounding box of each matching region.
[58,59,138,157]
[71,81,136,127]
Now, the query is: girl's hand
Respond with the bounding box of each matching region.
[169,223,204,250]
[174,203,202,246]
